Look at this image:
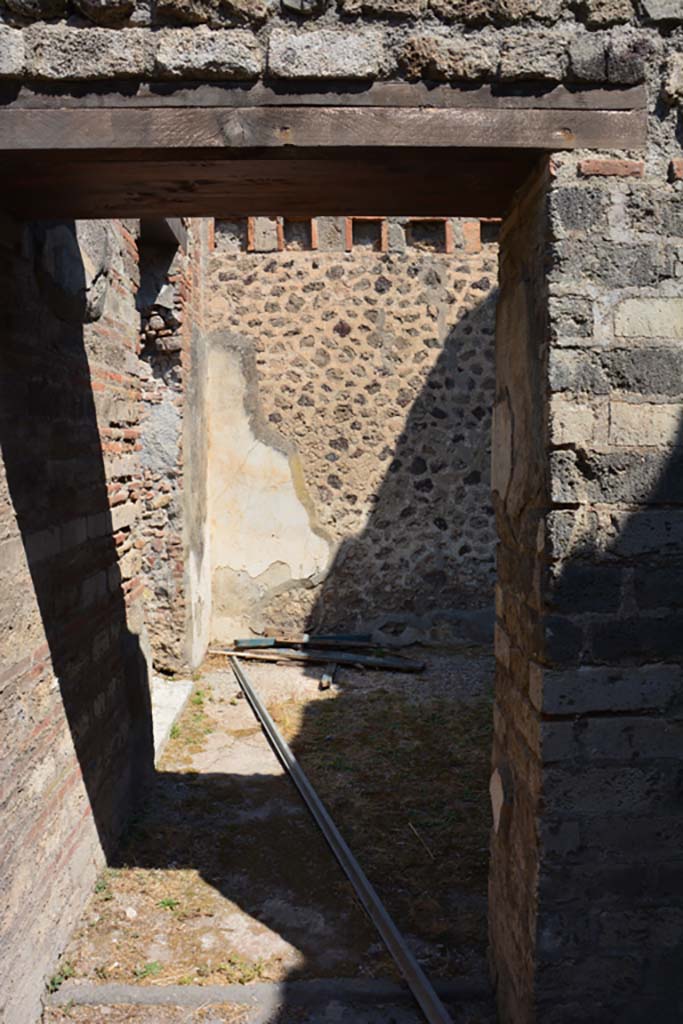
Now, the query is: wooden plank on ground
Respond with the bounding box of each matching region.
[0,105,647,153]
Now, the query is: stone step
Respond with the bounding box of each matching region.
[45,978,496,1024]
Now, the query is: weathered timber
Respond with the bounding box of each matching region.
[0,81,647,112]
[0,105,647,152]
[0,147,541,219]
[212,646,426,671]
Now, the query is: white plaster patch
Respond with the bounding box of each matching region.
[207,345,330,633]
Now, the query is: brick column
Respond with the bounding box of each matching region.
[490,153,683,1022]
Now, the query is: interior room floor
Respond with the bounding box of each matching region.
[44,649,496,1024]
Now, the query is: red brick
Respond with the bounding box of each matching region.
[463,220,482,253]
[578,158,644,179]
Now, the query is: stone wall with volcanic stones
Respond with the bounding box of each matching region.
[136,220,212,675]
[0,0,681,109]
[204,215,499,645]
[488,94,683,1024]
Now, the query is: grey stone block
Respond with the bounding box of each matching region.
[599,348,683,396]
[499,31,569,81]
[548,563,623,614]
[25,25,154,79]
[316,217,345,251]
[73,0,136,24]
[4,0,66,16]
[553,240,658,287]
[342,0,426,15]
[568,32,608,82]
[604,510,683,559]
[551,448,683,505]
[0,26,25,77]
[642,0,683,21]
[549,295,593,340]
[634,564,683,609]
[398,33,499,80]
[540,663,681,714]
[281,0,324,13]
[544,763,682,815]
[155,27,263,79]
[607,28,653,84]
[590,613,683,663]
[543,715,683,764]
[252,215,279,251]
[543,615,584,664]
[576,0,634,26]
[550,187,607,234]
[268,28,383,80]
[549,350,609,394]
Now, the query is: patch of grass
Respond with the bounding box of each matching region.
[162,684,216,761]
[134,961,162,980]
[269,687,493,965]
[158,897,180,911]
[212,955,266,984]
[47,961,75,993]
[93,871,114,901]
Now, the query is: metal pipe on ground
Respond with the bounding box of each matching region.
[228,655,454,1024]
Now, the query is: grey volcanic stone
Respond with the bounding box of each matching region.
[156,0,219,22]
[341,0,426,17]
[662,53,683,103]
[73,0,136,24]
[641,0,683,20]
[155,27,263,79]
[568,32,608,82]
[4,0,67,18]
[429,0,564,23]
[25,25,154,79]
[155,0,272,24]
[607,27,654,83]
[499,31,569,80]
[268,28,383,79]
[398,33,498,80]
[281,0,324,13]
[31,220,112,323]
[576,0,634,26]
[0,26,24,76]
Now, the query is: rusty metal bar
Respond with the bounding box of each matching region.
[228,655,454,1024]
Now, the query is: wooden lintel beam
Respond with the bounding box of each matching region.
[0,81,647,112]
[0,104,647,153]
[0,148,541,220]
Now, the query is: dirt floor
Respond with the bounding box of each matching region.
[44,647,494,1023]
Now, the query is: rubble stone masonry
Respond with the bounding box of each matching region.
[137,223,211,674]
[205,216,498,644]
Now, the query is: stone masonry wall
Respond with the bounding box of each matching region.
[489,55,683,1024]
[0,217,154,1024]
[137,221,211,674]
[1,0,682,106]
[205,216,498,644]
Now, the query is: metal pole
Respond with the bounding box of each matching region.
[228,655,454,1024]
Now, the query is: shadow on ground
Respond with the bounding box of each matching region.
[52,655,495,1022]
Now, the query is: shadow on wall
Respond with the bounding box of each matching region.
[0,219,153,868]
[302,289,499,646]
